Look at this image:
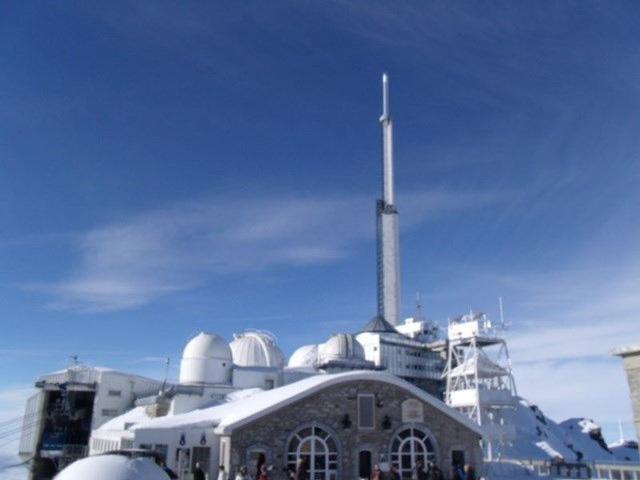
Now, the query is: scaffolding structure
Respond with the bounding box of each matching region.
[443,312,518,460]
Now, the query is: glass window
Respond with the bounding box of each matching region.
[286,425,338,480]
[154,444,168,462]
[390,427,437,479]
[107,390,122,397]
[101,408,118,417]
[358,394,375,429]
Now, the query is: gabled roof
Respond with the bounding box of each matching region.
[133,371,483,437]
[361,315,397,333]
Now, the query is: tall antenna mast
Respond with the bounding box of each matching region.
[499,296,505,328]
[375,73,401,325]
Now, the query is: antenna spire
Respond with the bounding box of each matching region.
[375,72,401,325]
[382,73,390,119]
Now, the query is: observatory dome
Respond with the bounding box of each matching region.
[55,454,169,480]
[230,331,285,368]
[319,333,365,364]
[179,332,233,385]
[288,344,319,369]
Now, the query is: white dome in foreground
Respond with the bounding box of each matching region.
[179,332,233,385]
[288,344,319,369]
[319,333,365,364]
[230,331,285,368]
[55,455,169,480]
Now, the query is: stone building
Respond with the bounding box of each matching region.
[130,371,482,480]
[613,345,640,439]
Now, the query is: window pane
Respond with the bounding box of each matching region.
[358,395,375,429]
[300,439,311,453]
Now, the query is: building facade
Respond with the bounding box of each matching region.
[613,345,640,440]
[131,371,482,480]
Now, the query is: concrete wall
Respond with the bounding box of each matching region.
[228,379,481,480]
[618,350,640,439]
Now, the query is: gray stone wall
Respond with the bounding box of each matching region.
[229,379,481,479]
[621,352,640,439]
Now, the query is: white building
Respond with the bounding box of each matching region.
[356,316,445,397]
[18,365,165,476]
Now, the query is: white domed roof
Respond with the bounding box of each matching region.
[179,332,233,385]
[55,455,169,480]
[230,331,285,368]
[182,332,232,361]
[288,344,319,368]
[319,333,365,363]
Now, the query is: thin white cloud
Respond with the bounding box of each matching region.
[496,256,640,439]
[38,190,500,313]
[0,385,34,480]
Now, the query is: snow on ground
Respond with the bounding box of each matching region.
[495,397,631,464]
[484,460,539,479]
[559,418,616,462]
[610,440,640,462]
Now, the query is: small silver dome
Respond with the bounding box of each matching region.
[179,332,233,385]
[230,330,285,368]
[319,333,365,364]
[288,344,319,369]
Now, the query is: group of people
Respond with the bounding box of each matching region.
[187,459,477,480]
[368,459,445,480]
[368,459,479,480]
[207,463,271,480]
[452,463,476,480]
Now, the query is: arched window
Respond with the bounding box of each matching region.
[286,425,338,479]
[390,426,436,479]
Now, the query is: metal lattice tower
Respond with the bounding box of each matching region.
[443,312,518,460]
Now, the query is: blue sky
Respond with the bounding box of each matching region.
[1,0,640,456]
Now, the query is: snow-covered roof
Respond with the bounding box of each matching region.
[37,365,162,386]
[134,371,483,436]
[54,454,169,480]
[96,406,152,432]
[448,351,508,378]
[612,345,640,357]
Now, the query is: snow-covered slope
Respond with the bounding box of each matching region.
[610,440,639,462]
[494,397,628,464]
[559,418,614,462]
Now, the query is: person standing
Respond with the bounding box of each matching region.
[258,464,270,480]
[370,464,383,480]
[235,466,251,480]
[430,465,444,480]
[388,464,401,480]
[193,462,206,480]
[413,459,428,480]
[463,464,475,480]
[217,464,228,480]
[294,458,308,480]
